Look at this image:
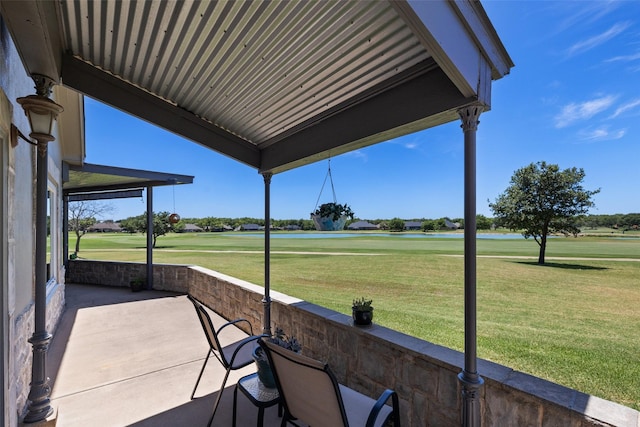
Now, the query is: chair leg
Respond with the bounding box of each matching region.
[207,366,232,427]
[191,349,212,400]
[232,384,238,427]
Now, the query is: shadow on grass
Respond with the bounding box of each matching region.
[515,261,608,271]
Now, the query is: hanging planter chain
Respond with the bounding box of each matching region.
[314,159,338,211]
[169,179,180,224]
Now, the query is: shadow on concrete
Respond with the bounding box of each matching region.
[47,283,282,426]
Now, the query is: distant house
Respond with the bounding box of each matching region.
[209,224,233,232]
[284,224,301,231]
[240,223,261,231]
[445,219,461,230]
[183,224,203,232]
[88,222,122,232]
[347,220,377,230]
[404,221,422,230]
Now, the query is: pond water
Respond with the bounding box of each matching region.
[235,232,526,239]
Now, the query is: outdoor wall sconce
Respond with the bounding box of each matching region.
[17,74,64,144]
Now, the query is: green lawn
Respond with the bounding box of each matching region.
[70,231,640,410]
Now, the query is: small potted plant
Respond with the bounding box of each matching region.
[129,277,145,292]
[311,202,355,231]
[352,297,374,326]
[253,327,301,388]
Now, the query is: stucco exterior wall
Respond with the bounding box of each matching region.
[0,48,11,427]
[1,18,67,427]
[68,259,640,427]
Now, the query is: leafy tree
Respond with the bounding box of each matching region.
[119,215,143,233]
[489,161,600,264]
[68,201,114,254]
[145,211,173,247]
[121,211,173,247]
[388,218,405,232]
[476,214,493,230]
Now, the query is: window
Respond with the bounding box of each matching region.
[46,184,59,287]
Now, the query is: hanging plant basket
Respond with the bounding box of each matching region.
[311,214,348,231]
[310,202,354,231]
[310,160,354,231]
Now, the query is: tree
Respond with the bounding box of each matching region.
[120,211,173,247]
[68,201,114,254]
[119,215,143,233]
[388,218,405,232]
[421,219,437,231]
[489,161,600,264]
[476,214,493,230]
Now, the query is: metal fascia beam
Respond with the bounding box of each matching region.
[64,181,173,195]
[392,0,480,99]
[449,1,514,80]
[69,163,194,185]
[260,66,471,174]
[61,54,261,169]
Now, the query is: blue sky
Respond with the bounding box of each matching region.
[85,1,640,221]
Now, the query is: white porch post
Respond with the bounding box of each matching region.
[262,172,272,335]
[457,104,484,427]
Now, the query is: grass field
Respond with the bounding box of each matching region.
[69,231,640,410]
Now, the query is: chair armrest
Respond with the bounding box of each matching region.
[218,318,253,335]
[227,334,263,363]
[366,389,400,427]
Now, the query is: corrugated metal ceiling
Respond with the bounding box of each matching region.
[58,0,430,146]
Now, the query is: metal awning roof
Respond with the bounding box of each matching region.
[63,162,194,197]
[2,0,512,174]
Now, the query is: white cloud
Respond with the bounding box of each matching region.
[388,136,422,150]
[566,22,631,57]
[346,150,368,161]
[578,126,626,142]
[552,1,620,37]
[605,51,640,63]
[610,99,640,118]
[554,95,617,128]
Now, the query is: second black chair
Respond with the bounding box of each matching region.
[187,294,261,427]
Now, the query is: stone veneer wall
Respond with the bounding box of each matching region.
[13,306,33,419]
[67,260,639,427]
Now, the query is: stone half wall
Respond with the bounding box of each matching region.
[67,260,639,427]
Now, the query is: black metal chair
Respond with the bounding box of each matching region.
[187,294,261,427]
[259,338,401,427]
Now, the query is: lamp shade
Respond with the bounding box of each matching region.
[16,94,64,142]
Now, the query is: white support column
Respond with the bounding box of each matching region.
[457,104,484,427]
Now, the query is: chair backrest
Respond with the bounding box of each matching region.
[260,339,348,427]
[187,295,225,358]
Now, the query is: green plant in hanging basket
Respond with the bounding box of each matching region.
[311,202,355,221]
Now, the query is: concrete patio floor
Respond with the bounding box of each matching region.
[47,283,283,426]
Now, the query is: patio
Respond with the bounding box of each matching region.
[48,283,283,426]
[58,260,639,427]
